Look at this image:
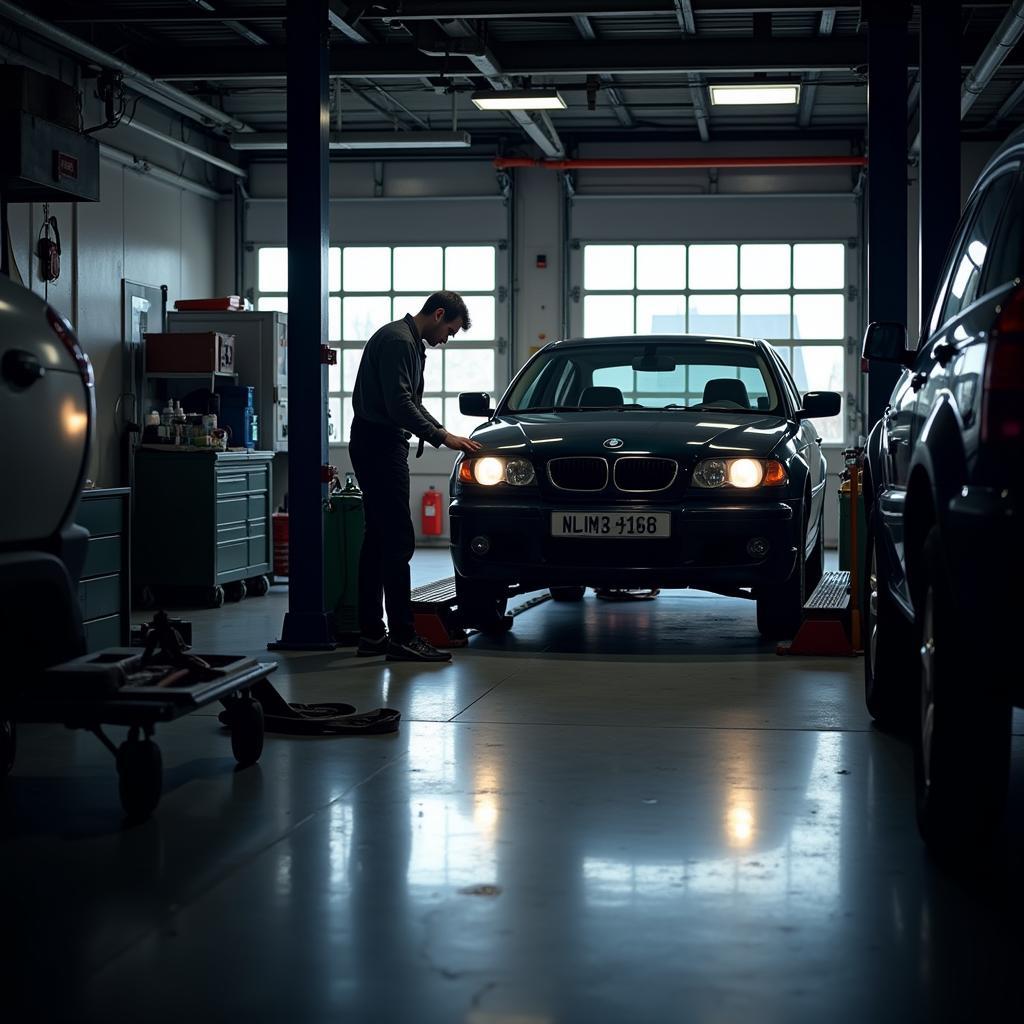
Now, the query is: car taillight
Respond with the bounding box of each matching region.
[46,306,94,386]
[982,287,1024,443]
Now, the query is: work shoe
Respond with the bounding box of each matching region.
[386,635,452,663]
[356,633,389,657]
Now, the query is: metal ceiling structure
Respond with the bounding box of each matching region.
[3,2,1024,156]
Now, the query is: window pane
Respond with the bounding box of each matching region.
[327,397,342,444]
[394,246,442,292]
[342,348,363,392]
[444,397,483,440]
[343,398,355,444]
[328,347,341,393]
[793,243,844,289]
[423,397,443,425]
[445,349,494,392]
[328,296,341,342]
[637,244,685,289]
[343,296,392,341]
[445,246,495,291]
[689,244,738,290]
[740,294,791,339]
[423,349,443,393]
[740,244,791,289]
[257,296,288,313]
[343,246,391,291]
[636,294,686,335]
[328,247,341,293]
[258,247,288,292]
[393,295,427,320]
[460,295,495,342]
[793,294,845,339]
[584,294,634,337]
[791,346,844,444]
[584,244,634,290]
[688,293,738,336]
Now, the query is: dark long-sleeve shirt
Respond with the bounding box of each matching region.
[351,314,447,447]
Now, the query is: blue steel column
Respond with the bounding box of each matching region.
[273,0,334,649]
[863,0,912,429]
[918,0,961,334]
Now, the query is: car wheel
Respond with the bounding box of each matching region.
[756,537,805,640]
[456,575,510,634]
[549,586,586,602]
[864,507,915,731]
[914,527,1011,857]
[805,508,824,596]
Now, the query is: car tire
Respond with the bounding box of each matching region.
[549,586,586,602]
[805,508,824,596]
[756,536,805,640]
[864,507,915,731]
[914,526,1011,857]
[456,575,510,634]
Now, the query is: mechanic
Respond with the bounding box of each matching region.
[349,291,481,663]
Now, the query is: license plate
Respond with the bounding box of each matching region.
[551,512,671,538]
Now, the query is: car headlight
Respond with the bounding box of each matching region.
[458,456,536,487]
[693,458,787,489]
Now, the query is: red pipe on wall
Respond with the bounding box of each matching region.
[493,155,867,171]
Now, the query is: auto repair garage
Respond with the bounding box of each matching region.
[1,1,1022,1020]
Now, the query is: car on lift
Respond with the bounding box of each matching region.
[450,334,841,640]
[861,125,1024,855]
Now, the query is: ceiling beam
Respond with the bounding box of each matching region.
[674,3,709,143]
[798,7,836,127]
[328,1,375,43]
[572,14,635,127]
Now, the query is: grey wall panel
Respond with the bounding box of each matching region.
[181,190,217,300]
[216,194,236,295]
[124,173,183,302]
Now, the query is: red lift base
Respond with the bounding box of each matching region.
[777,570,860,657]
[411,577,468,649]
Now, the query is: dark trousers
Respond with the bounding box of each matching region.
[349,417,416,643]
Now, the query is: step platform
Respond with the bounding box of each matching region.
[411,576,467,648]
[777,570,859,657]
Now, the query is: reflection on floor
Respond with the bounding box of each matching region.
[4,549,1023,1022]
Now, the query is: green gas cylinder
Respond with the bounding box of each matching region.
[324,473,364,640]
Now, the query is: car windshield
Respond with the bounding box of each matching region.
[503,339,784,415]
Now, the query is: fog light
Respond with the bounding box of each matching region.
[747,537,769,559]
[471,535,491,556]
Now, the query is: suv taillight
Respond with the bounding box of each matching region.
[982,287,1024,443]
[46,306,94,386]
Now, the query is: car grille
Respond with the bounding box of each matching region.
[613,457,678,493]
[547,457,608,491]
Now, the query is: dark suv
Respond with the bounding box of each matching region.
[861,126,1023,854]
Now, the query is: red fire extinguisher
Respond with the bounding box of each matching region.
[421,485,443,536]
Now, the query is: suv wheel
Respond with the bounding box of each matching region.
[455,575,510,635]
[864,507,915,730]
[805,508,825,596]
[914,527,1011,856]
[756,538,805,640]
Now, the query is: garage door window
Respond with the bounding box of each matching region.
[256,244,498,443]
[581,242,847,443]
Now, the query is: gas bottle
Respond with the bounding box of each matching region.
[421,485,443,536]
[324,472,363,640]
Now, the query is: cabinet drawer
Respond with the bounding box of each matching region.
[79,573,120,621]
[247,494,267,522]
[247,466,269,492]
[78,496,123,537]
[82,535,121,578]
[216,471,249,496]
[217,523,248,545]
[85,614,122,652]
[248,535,269,569]
[217,496,247,526]
[216,539,249,575]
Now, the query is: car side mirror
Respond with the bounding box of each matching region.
[459,392,492,417]
[796,391,841,421]
[862,321,913,366]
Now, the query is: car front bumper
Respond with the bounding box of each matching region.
[450,497,802,591]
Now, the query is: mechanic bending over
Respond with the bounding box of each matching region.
[349,290,481,663]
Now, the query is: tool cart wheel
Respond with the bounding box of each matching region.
[247,575,270,598]
[0,718,16,778]
[207,585,225,608]
[228,695,265,768]
[117,736,163,819]
[224,580,247,603]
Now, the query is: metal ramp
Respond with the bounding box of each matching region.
[777,570,857,657]
[410,576,466,648]
[804,571,852,614]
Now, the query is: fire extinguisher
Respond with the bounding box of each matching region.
[421,485,443,536]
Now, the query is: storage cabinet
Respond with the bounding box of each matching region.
[133,449,273,606]
[75,487,131,652]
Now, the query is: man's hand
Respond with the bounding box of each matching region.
[442,432,481,453]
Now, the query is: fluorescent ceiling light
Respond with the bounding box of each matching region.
[709,84,801,106]
[229,130,472,151]
[471,89,566,111]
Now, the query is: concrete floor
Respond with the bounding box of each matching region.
[4,549,1023,1022]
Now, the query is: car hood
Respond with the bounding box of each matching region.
[470,410,794,460]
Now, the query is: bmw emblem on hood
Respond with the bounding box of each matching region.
[603,437,624,449]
